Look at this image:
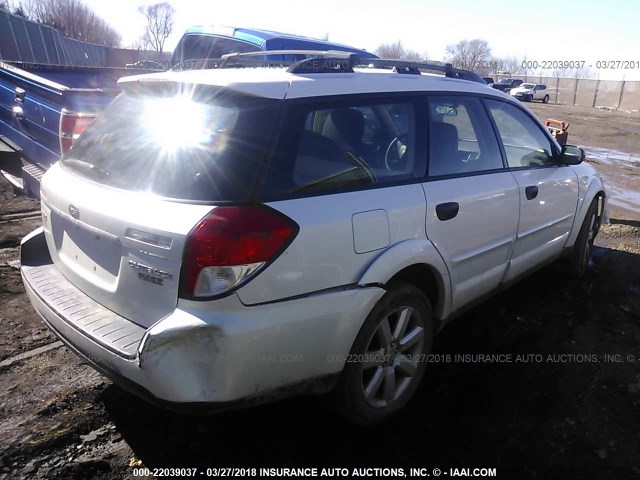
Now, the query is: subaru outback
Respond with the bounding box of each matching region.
[20,53,606,425]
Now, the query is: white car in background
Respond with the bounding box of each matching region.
[510,83,550,103]
[21,53,605,425]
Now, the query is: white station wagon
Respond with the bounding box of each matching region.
[21,53,606,425]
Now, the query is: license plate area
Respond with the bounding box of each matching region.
[50,209,122,288]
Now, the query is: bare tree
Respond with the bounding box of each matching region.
[131,36,151,51]
[12,5,29,17]
[138,2,174,52]
[22,0,121,46]
[445,39,492,72]
[0,0,21,13]
[375,40,427,61]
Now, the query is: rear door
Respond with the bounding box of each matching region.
[485,99,579,282]
[421,95,520,312]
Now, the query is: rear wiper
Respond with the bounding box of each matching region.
[63,159,109,179]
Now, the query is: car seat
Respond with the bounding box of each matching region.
[429,122,460,176]
[322,108,376,164]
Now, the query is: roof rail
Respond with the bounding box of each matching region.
[357,58,485,83]
[215,50,484,83]
[220,50,357,72]
[172,56,292,70]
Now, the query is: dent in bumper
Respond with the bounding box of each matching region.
[22,227,385,404]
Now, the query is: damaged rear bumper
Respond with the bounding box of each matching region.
[20,227,384,409]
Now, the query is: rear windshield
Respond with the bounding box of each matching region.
[63,86,278,202]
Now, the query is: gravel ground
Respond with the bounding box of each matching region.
[0,104,639,479]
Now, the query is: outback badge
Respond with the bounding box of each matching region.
[128,260,173,286]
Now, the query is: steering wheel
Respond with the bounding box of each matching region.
[385,134,409,170]
[464,151,480,163]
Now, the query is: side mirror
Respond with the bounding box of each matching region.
[561,144,585,165]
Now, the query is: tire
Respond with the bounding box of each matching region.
[567,199,601,278]
[332,282,434,425]
[543,94,549,103]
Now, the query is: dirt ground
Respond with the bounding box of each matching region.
[528,102,640,222]
[1,104,639,479]
[528,103,640,154]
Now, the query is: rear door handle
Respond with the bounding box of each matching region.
[436,202,459,221]
[525,185,539,200]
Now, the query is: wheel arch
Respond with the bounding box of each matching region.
[566,183,606,248]
[386,264,446,331]
[358,239,451,324]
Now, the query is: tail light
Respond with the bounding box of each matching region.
[179,205,299,299]
[60,111,95,154]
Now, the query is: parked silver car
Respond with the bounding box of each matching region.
[21,54,605,425]
[510,83,550,103]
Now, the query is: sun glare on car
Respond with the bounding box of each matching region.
[143,95,233,152]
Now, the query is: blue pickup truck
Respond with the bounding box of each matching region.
[0,26,378,197]
[170,25,378,67]
[0,62,161,196]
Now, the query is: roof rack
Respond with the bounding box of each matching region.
[220,50,357,72]
[359,58,485,83]
[171,57,292,70]
[215,50,485,83]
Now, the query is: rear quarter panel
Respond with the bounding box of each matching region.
[236,184,428,305]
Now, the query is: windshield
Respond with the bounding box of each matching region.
[521,83,535,89]
[62,86,278,201]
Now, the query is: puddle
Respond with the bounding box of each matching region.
[583,146,639,167]
[605,184,640,211]
[582,146,640,214]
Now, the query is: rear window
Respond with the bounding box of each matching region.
[63,86,278,202]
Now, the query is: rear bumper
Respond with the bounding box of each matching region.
[21,227,384,406]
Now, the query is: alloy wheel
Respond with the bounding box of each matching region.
[360,306,425,408]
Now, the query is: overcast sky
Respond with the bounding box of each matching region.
[82,0,640,80]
